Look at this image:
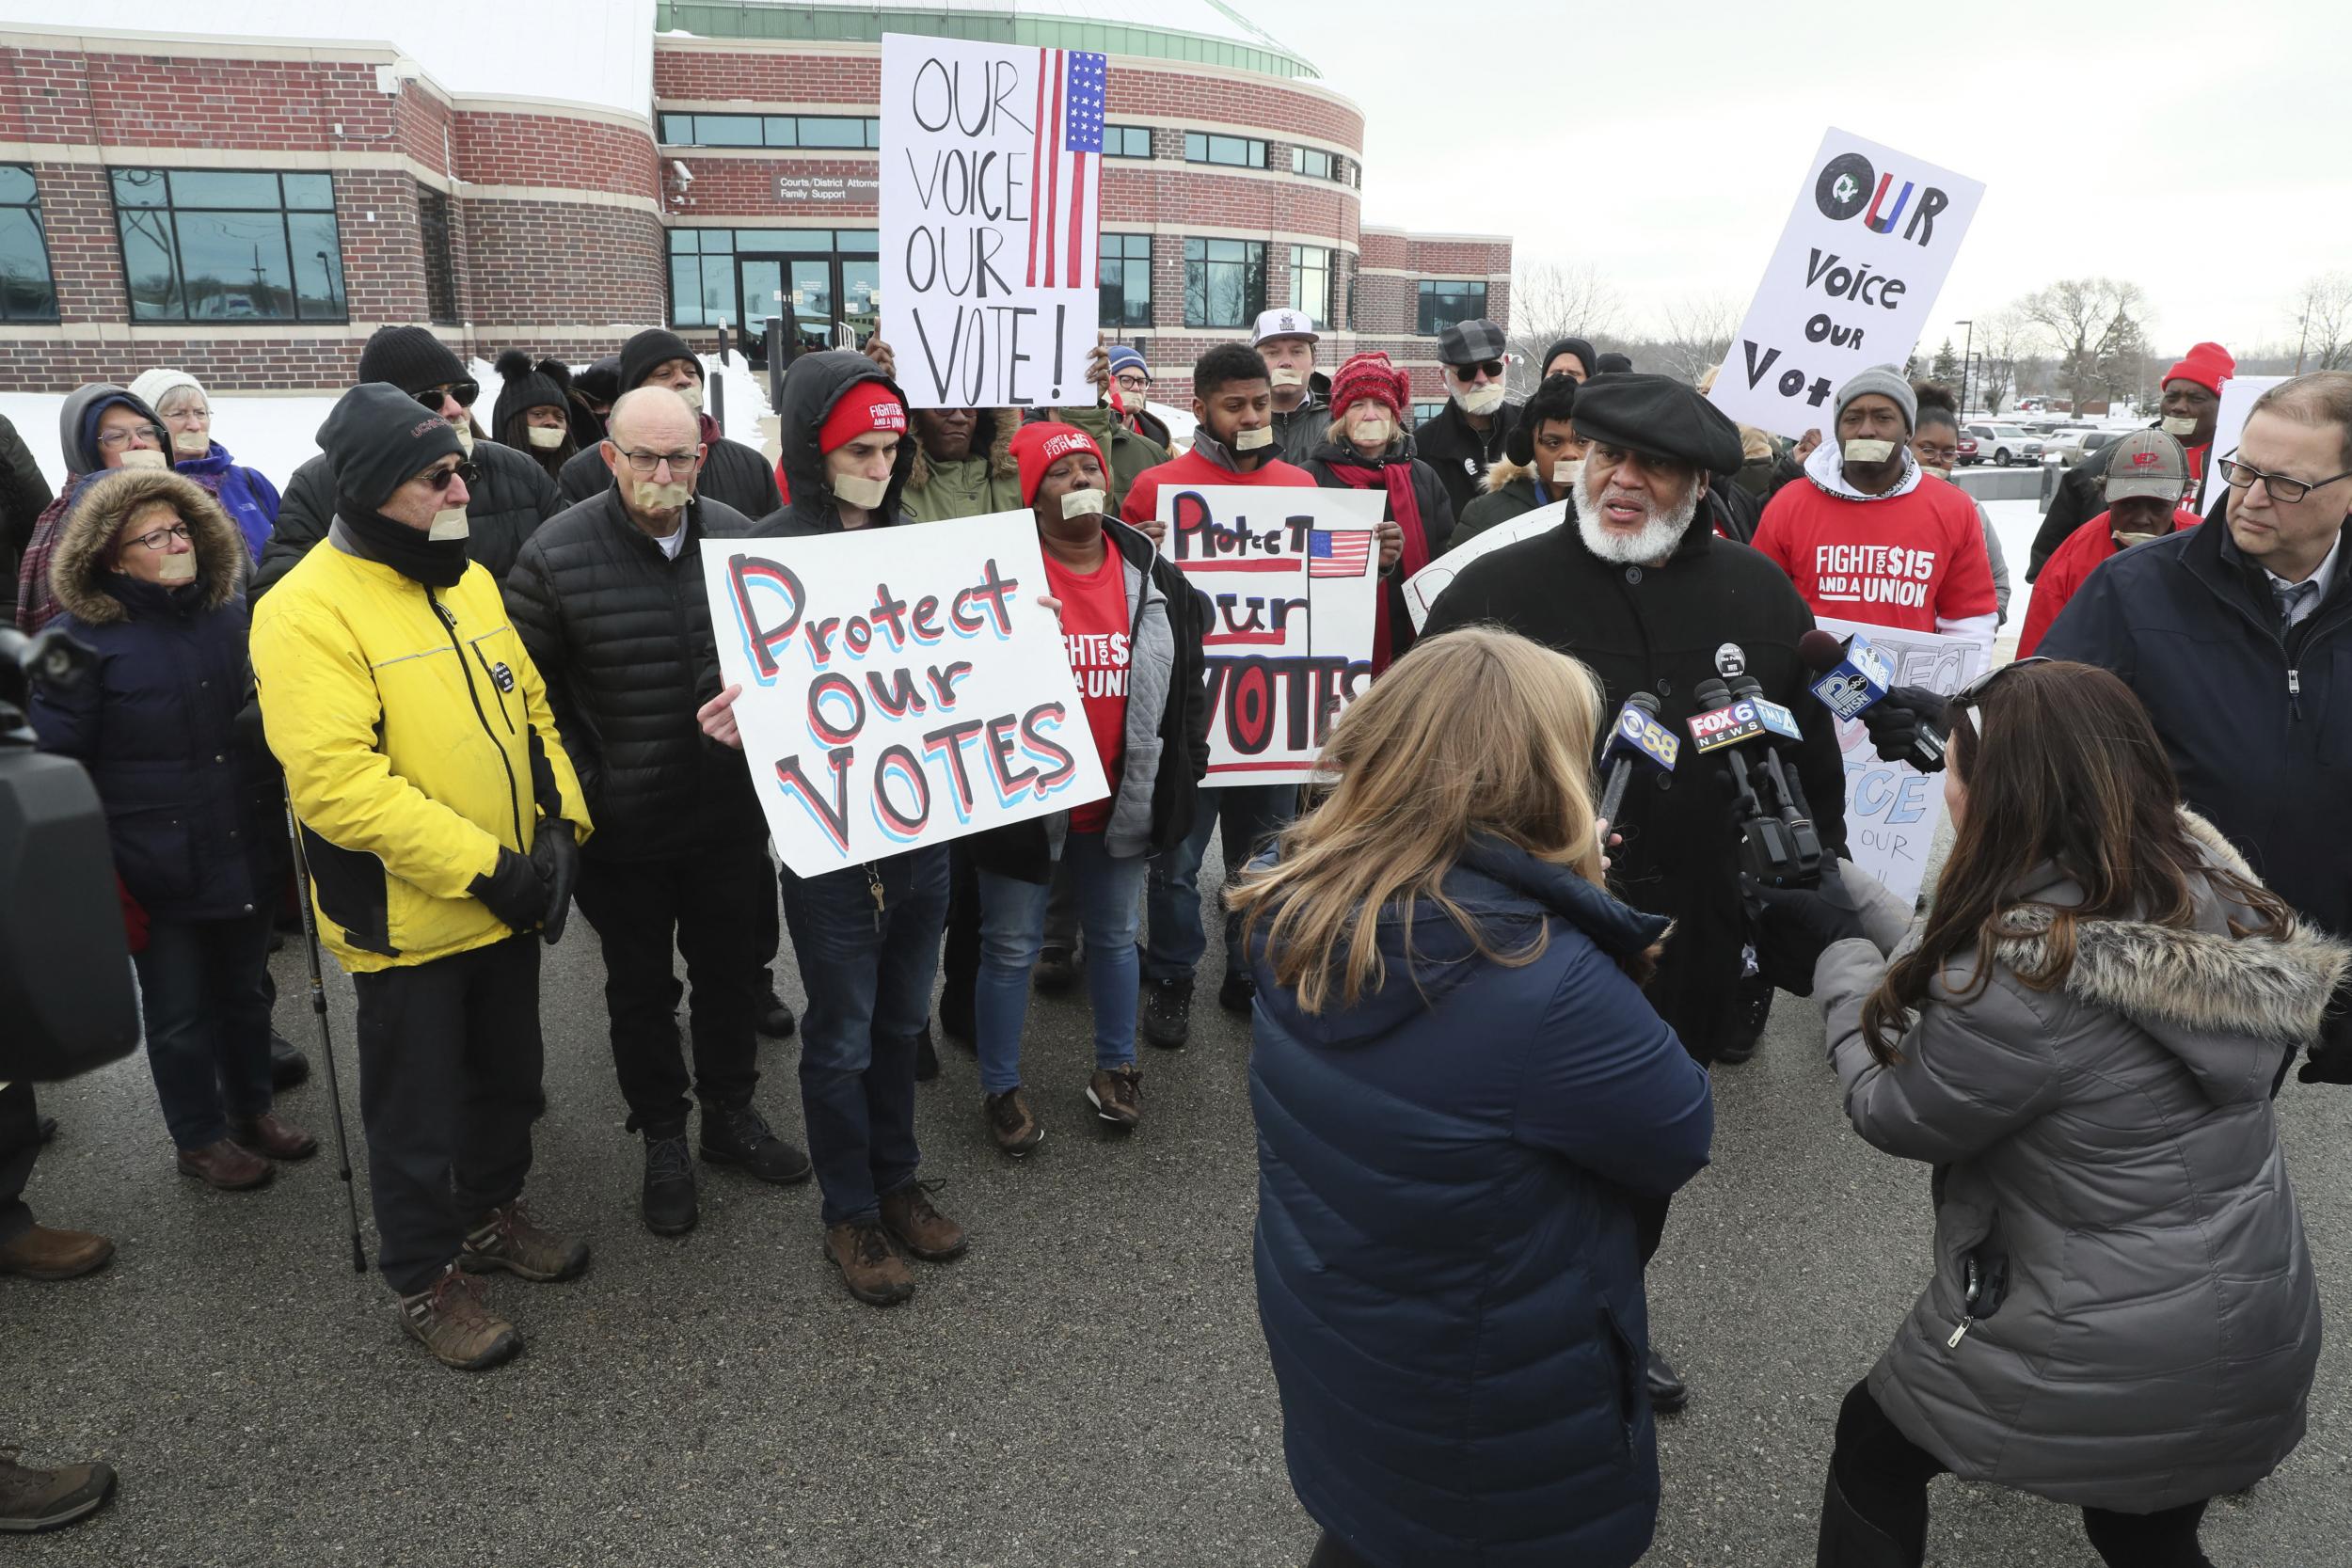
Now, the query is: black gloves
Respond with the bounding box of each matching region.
[469,847,545,934]
[530,817,580,946]
[1859,685,1952,772]
[1744,866,1869,997]
[2298,978,2352,1085]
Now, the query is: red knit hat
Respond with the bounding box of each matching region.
[818,383,908,454]
[1009,420,1104,505]
[1329,352,1409,420]
[2162,341,2235,398]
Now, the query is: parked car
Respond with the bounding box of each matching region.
[1954,432,1980,466]
[2044,426,2131,467]
[1962,422,2043,467]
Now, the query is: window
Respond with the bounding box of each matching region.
[110,168,345,323]
[1416,278,1488,337]
[1412,402,1446,425]
[1184,237,1265,328]
[1103,124,1153,159]
[1288,245,1330,326]
[417,185,457,326]
[0,166,57,322]
[1290,146,1333,181]
[1099,232,1152,329]
[659,113,881,150]
[670,229,739,328]
[1184,133,1265,169]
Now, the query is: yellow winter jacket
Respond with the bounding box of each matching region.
[250,525,590,973]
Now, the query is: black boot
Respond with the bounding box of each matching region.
[1815,1468,1920,1568]
[641,1131,698,1236]
[1645,1346,1688,1414]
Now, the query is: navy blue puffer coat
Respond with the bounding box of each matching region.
[1250,835,1714,1567]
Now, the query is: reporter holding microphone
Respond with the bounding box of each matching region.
[1754,659,2332,1568]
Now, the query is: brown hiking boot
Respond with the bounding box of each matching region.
[397,1267,519,1371]
[231,1113,317,1162]
[175,1138,273,1191]
[0,1447,117,1533]
[459,1201,589,1283]
[823,1221,915,1307]
[1087,1066,1143,1130]
[0,1224,113,1281]
[879,1182,967,1261]
[983,1087,1043,1155]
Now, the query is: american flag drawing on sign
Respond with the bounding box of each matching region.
[1307,530,1374,578]
[1027,48,1106,288]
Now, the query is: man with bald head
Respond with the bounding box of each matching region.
[506,386,811,1239]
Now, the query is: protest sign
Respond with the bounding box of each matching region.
[704,512,1107,876]
[1162,484,1385,787]
[2197,373,2286,509]
[880,33,1104,409]
[1815,616,1988,904]
[1400,499,1567,630]
[1710,130,1985,440]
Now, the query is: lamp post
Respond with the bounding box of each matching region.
[1956,318,1974,412]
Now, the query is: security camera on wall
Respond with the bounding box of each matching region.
[672,161,695,186]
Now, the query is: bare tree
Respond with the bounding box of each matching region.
[1654,293,1743,387]
[2018,277,2151,413]
[2292,272,2352,372]
[1505,261,1625,390]
[1971,309,2030,414]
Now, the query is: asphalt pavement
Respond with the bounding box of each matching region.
[8,865,2352,1567]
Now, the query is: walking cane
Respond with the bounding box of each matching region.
[283,792,368,1275]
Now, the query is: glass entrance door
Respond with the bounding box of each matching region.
[735,245,882,366]
[842,258,880,345]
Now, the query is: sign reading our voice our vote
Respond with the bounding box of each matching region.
[1162,485,1384,788]
[1709,129,1985,441]
[704,513,1108,876]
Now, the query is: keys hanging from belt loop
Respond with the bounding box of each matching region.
[865,863,886,934]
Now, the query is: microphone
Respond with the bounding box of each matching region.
[1597,691,1678,826]
[1690,671,1821,889]
[1796,627,1947,772]
[1728,673,1824,887]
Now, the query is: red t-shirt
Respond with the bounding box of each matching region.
[1042,545,1131,833]
[2016,505,2202,657]
[1119,446,1316,528]
[1752,473,1997,634]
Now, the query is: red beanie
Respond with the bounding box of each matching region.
[818,383,908,454]
[1009,420,1104,505]
[1329,352,1408,420]
[2162,341,2235,398]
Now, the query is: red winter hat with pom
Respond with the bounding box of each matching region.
[2162,341,2235,398]
[1329,352,1409,420]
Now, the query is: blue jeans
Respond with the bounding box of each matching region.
[1143,784,1295,984]
[976,832,1146,1096]
[779,847,949,1227]
[133,912,276,1149]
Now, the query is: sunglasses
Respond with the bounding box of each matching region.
[1451,361,1504,381]
[420,460,482,492]
[1948,656,2053,737]
[415,381,482,410]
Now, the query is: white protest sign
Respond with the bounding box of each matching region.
[2197,374,2286,510]
[1401,499,1568,629]
[704,513,1107,875]
[1161,484,1385,788]
[1711,130,1985,441]
[1816,617,1989,904]
[880,34,1104,409]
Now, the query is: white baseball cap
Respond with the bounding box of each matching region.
[1252,309,1319,346]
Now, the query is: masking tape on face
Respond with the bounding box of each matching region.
[527,425,566,450]
[1270,368,1304,388]
[1233,426,1274,451]
[832,471,890,510]
[2161,416,2198,438]
[171,430,209,455]
[453,425,475,456]
[1059,487,1108,520]
[675,383,705,414]
[633,481,691,512]
[153,551,198,583]
[1457,383,1507,417]
[428,507,471,541]
[1351,415,1394,447]
[1843,438,1897,464]
[117,448,167,470]
[1552,459,1584,487]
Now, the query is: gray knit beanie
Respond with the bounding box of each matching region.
[1835,365,1918,432]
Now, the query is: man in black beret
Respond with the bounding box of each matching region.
[1423,372,1848,1415]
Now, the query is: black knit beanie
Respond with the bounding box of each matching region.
[491,348,570,435]
[319,383,466,515]
[618,328,699,393]
[357,325,467,396]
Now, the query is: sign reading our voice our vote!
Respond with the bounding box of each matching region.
[1709,129,1985,441]
[880,33,1104,409]
[1162,485,1384,788]
[704,513,1108,876]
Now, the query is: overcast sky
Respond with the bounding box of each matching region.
[1251,0,2348,360]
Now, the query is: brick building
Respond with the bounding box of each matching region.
[0,3,1509,401]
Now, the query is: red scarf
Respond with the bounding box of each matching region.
[1324,455,1431,674]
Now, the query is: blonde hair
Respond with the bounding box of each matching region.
[1227,626,1612,1014]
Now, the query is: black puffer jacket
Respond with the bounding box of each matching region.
[556,416,781,522]
[503,489,764,863]
[253,437,558,601]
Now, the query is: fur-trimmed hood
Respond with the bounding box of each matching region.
[1988,812,2351,1103]
[1485,453,1536,494]
[49,467,246,625]
[908,410,1018,490]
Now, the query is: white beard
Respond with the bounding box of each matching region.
[1572,475,1699,565]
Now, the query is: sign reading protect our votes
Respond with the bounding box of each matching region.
[880,33,1105,409]
[1162,484,1384,788]
[704,512,1107,876]
[1710,129,1985,440]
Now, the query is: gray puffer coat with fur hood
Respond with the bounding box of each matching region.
[1814,814,2342,1513]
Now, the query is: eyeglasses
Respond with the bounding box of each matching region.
[1114,373,1151,392]
[1948,656,2053,737]
[415,381,481,410]
[418,460,481,492]
[612,447,702,477]
[126,523,193,552]
[2217,453,2352,506]
[94,423,165,450]
[1451,360,1504,382]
